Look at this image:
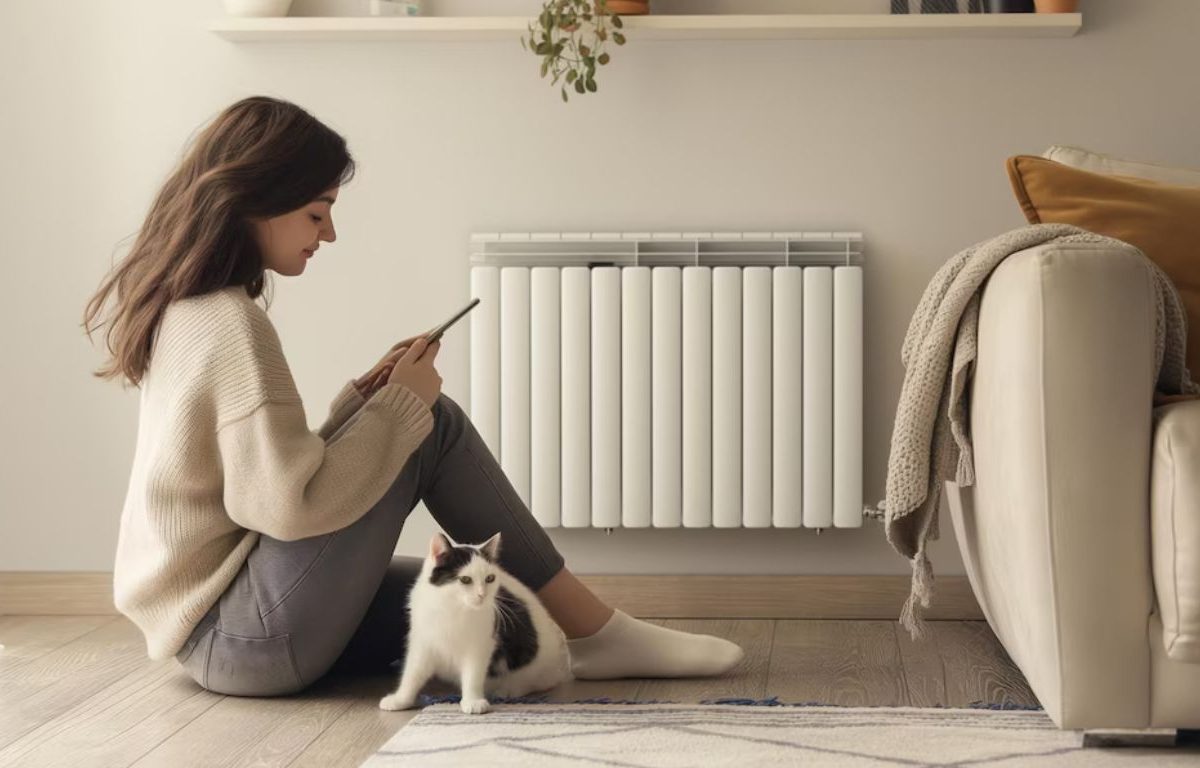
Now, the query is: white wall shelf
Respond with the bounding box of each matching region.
[209,13,1081,42]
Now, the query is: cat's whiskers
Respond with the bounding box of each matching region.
[493,595,517,634]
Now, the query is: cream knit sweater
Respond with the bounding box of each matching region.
[113,285,435,660]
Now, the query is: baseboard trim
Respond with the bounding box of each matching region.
[579,574,983,620]
[0,572,983,620]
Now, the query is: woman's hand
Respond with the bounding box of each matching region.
[386,337,442,408]
[354,333,428,399]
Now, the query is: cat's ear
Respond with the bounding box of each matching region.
[479,532,501,562]
[429,532,452,561]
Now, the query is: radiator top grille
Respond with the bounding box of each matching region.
[469,231,863,268]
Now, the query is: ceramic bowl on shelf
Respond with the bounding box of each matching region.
[223,0,294,17]
[369,0,421,15]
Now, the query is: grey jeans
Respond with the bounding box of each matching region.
[173,392,566,697]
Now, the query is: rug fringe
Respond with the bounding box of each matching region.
[965,700,1045,711]
[414,693,1042,711]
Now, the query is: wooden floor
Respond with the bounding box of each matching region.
[0,615,1039,768]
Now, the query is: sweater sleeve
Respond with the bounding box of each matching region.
[216,381,434,541]
[317,379,368,441]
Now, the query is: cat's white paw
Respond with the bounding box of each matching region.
[460,697,491,715]
[379,693,417,711]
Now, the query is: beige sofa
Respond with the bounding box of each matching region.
[944,237,1200,731]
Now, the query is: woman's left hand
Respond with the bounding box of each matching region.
[354,333,429,398]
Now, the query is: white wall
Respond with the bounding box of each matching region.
[2,0,1197,576]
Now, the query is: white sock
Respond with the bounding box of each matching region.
[565,609,745,679]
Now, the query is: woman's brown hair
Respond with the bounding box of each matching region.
[82,95,356,389]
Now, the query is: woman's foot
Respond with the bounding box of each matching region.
[565,608,745,679]
[535,568,744,678]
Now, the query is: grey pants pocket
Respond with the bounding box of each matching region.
[205,629,305,697]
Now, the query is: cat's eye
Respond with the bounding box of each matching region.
[459,576,472,584]
[485,574,495,583]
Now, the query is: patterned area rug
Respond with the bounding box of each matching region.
[360,697,1198,767]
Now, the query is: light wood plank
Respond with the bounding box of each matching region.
[0,661,220,768]
[535,675,645,702]
[767,619,907,706]
[127,674,367,768]
[284,675,419,768]
[894,620,948,707]
[0,617,149,751]
[0,615,1044,766]
[0,615,114,670]
[0,572,985,620]
[633,619,773,702]
[935,621,1038,708]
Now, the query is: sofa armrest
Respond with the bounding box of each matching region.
[948,239,1159,728]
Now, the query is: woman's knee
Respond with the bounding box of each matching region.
[433,392,465,422]
[430,393,472,448]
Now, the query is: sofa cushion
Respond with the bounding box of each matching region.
[1151,400,1200,663]
[1006,154,1200,376]
[1043,145,1200,188]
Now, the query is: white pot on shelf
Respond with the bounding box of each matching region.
[223,0,295,17]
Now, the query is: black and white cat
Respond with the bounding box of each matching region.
[378,531,572,715]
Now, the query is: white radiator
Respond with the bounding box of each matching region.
[467,232,863,530]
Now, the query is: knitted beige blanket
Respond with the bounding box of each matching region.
[865,223,1200,641]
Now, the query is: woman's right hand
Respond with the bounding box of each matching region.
[386,337,442,409]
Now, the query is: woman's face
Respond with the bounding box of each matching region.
[250,187,339,277]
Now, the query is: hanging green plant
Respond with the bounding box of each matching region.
[522,0,627,103]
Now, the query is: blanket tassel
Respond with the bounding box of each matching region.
[899,550,934,642]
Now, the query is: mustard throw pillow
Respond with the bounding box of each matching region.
[1007,154,1200,376]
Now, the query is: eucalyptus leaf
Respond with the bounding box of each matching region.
[527,0,627,103]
